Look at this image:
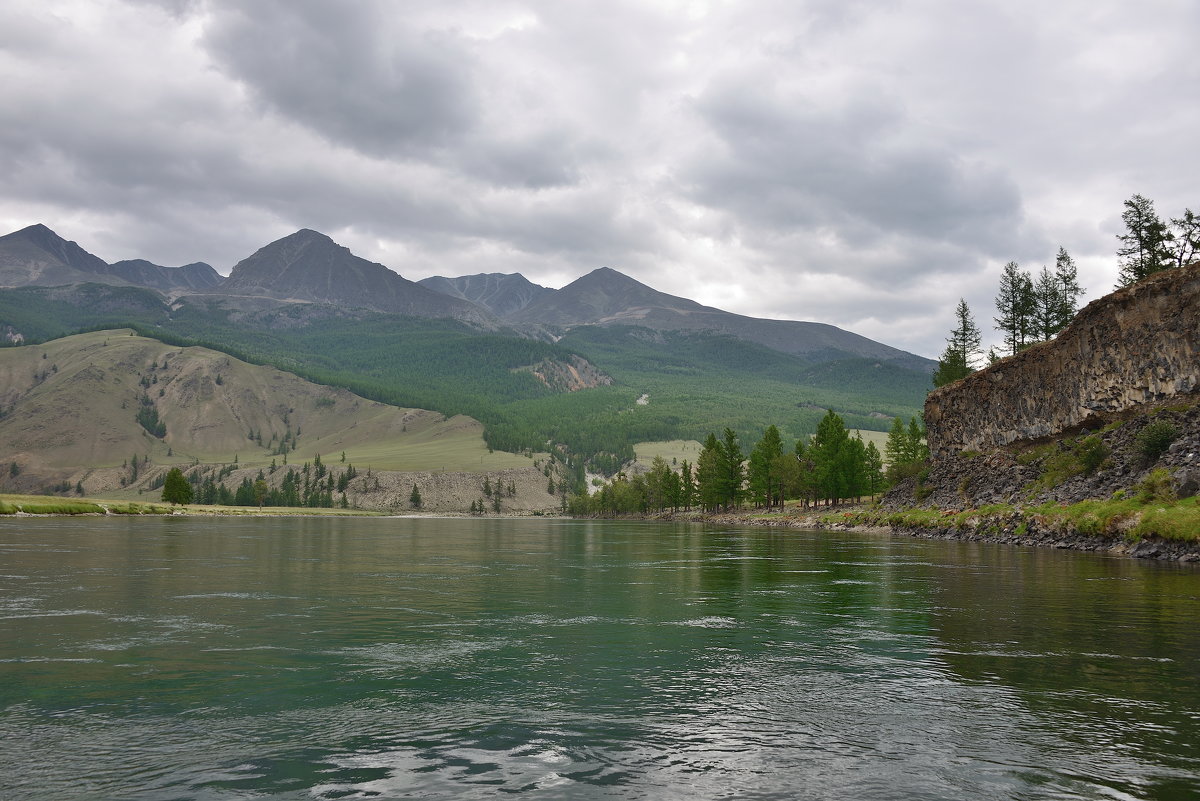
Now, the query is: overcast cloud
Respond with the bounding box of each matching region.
[2,0,1197,357]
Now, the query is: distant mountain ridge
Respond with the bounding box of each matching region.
[216,229,495,325]
[0,224,125,288]
[0,224,221,294]
[0,223,932,370]
[417,272,552,317]
[108,259,222,293]
[502,267,932,370]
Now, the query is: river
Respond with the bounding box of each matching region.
[1,516,1197,799]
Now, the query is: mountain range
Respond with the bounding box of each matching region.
[0,221,938,476]
[0,223,932,369]
[0,224,221,294]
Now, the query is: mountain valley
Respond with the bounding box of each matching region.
[0,223,934,483]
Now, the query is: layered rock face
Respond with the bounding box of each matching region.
[926,263,1200,457]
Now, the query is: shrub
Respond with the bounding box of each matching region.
[1134,421,1177,465]
[1135,468,1176,505]
[1078,436,1109,475]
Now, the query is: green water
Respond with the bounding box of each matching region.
[1,517,1198,800]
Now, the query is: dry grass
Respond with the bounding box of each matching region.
[0,492,384,517]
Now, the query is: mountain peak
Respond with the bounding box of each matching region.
[217,230,495,325]
[0,223,114,288]
[288,228,335,242]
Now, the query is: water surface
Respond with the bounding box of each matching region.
[1,516,1198,799]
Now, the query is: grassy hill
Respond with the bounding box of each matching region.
[0,286,930,473]
[0,330,528,493]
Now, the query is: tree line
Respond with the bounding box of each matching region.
[568,410,928,517]
[161,454,362,508]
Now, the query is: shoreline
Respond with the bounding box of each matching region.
[689,509,1200,562]
[5,496,1198,562]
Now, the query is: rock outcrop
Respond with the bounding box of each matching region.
[925,263,1200,458]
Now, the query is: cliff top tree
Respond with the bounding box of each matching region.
[1117,193,1171,287]
[933,299,981,388]
[994,261,1035,356]
[1167,208,1199,270]
[1051,247,1084,334]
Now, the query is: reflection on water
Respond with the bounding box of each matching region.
[0,516,1197,799]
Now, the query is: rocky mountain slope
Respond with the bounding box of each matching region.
[0,224,125,288]
[418,272,552,317]
[107,259,222,293]
[0,224,222,294]
[1,223,931,370]
[505,267,932,369]
[215,229,495,325]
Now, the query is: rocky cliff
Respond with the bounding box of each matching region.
[925,262,1200,458]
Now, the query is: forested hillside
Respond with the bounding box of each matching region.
[0,285,928,473]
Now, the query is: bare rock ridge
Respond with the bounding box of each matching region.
[925,262,1200,458]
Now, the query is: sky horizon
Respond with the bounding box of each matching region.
[3,1,1197,359]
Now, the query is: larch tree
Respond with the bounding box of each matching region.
[1051,247,1084,334]
[161,467,193,506]
[933,298,982,388]
[748,425,784,508]
[1116,194,1171,287]
[994,261,1035,355]
[721,428,747,510]
[1167,208,1200,270]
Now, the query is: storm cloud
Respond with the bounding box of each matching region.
[1,0,1197,357]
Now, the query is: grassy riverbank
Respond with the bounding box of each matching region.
[834,497,1200,542]
[659,494,1200,561]
[0,493,384,517]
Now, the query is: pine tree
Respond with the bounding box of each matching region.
[864,441,885,495]
[645,456,672,511]
[1167,209,1200,270]
[884,416,928,484]
[680,460,695,510]
[695,433,726,513]
[933,298,982,387]
[1117,194,1171,286]
[748,425,784,508]
[721,428,746,510]
[410,484,422,509]
[1031,265,1062,342]
[994,261,1036,355]
[161,467,193,505]
[1051,247,1084,334]
[907,417,930,463]
[810,410,851,504]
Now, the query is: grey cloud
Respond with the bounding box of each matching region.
[200,0,480,159]
[684,79,1024,261]
[2,0,1198,361]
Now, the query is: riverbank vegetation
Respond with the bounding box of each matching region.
[828,492,1200,542]
[569,410,926,517]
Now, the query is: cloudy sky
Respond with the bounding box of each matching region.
[2,0,1197,357]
